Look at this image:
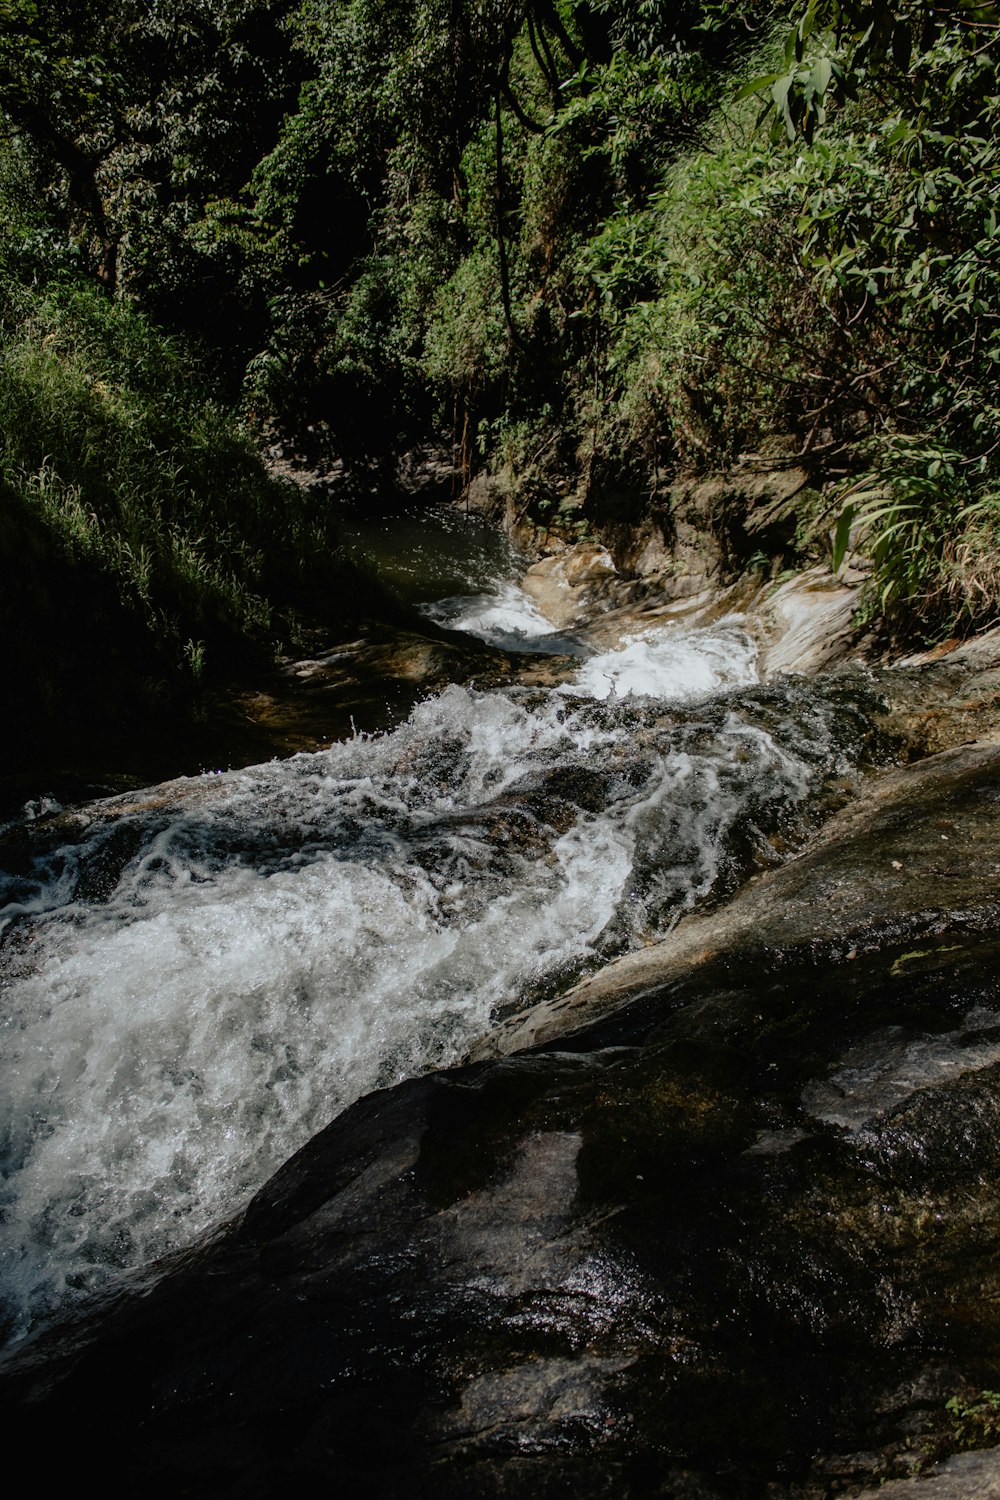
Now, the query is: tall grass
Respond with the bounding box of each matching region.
[0,266,387,769]
[0,272,375,685]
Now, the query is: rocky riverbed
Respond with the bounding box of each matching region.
[3,548,1000,1499]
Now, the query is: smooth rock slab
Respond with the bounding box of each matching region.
[854,1447,1000,1500]
[6,738,1000,1497]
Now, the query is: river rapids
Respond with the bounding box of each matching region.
[0,538,881,1346]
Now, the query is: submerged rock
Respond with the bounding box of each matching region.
[4,733,1000,1497]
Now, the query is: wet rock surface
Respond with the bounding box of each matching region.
[854,1448,1000,1499]
[519,554,872,680]
[483,736,1000,1055]
[7,508,1000,1497]
[4,729,1000,1497]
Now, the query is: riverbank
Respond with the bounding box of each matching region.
[0,455,862,820]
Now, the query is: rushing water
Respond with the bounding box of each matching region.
[0,514,880,1345]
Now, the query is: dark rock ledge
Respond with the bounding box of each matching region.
[4,725,1000,1498]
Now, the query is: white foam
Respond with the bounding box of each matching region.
[569,621,758,701]
[0,662,851,1341]
[420,583,584,654]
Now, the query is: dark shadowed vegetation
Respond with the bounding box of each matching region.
[0,0,998,764]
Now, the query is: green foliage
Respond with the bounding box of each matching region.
[551,44,712,191]
[424,247,510,393]
[747,0,1000,632]
[238,0,762,453]
[0,0,300,308]
[921,1388,1000,1467]
[840,446,1000,630]
[3,0,998,657]
[944,1390,1000,1451]
[0,257,373,704]
[547,0,1000,633]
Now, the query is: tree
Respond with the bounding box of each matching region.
[0,0,299,299]
[0,0,126,281]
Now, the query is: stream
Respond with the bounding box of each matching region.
[0,502,885,1348]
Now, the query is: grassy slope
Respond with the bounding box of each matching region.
[0,269,383,777]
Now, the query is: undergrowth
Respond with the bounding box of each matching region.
[922,1388,1000,1469]
[248,1,999,642]
[0,261,378,761]
[2,0,998,678]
